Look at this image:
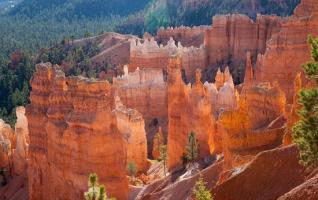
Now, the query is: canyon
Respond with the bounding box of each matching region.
[1,0,318,200]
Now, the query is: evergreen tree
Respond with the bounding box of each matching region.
[127,161,137,183]
[84,173,116,200]
[193,176,213,200]
[186,132,199,164]
[159,144,168,177]
[292,35,318,167]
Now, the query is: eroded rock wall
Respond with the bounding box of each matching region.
[204,14,281,70]
[113,66,168,157]
[114,96,149,172]
[26,63,128,200]
[155,26,210,47]
[129,38,206,82]
[219,81,286,168]
[167,57,216,170]
[255,0,318,102]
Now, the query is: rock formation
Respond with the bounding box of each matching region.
[167,57,216,170]
[155,26,210,47]
[152,127,164,160]
[283,73,302,146]
[26,63,128,200]
[277,173,318,200]
[204,14,281,70]
[214,145,306,200]
[13,107,29,176]
[114,96,149,172]
[113,66,168,157]
[0,120,14,170]
[129,37,206,82]
[255,0,318,102]
[219,81,286,168]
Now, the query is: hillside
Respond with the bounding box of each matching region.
[9,0,150,19]
[144,0,301,33]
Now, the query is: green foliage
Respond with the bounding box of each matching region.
[159,144,168,176]
[193,176,213,200]
[0,50,33,127]
[186,131,199,163]
[127,161,137,178]
[292,35,318,167]
[85,173,116,200]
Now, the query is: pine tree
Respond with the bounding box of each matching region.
[84,173,116,200]
[127,161,137,183]
[292,35,318,167]
[193,176,213,200]
[186,132,199,164]
[159,145,168,177]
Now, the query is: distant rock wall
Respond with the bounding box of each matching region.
[255,0,318,102]
[129,38,206,82]
[204,14,281,70]
[155,26,210,47]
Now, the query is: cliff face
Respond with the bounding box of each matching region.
[13,107,29,176]
[129,38,206,82]
[0,120,14,169]
[204,14,281,71]
[26,63,128,200]
[113,66,168,157]
[167,57,216,170]
[114,96,149,172]
[155,26,210,47]
[255,0,318,102]
[219,81,286,168]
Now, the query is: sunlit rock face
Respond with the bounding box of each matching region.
[167,57,216,170]
[255,0,318,102]
[114,96,149,173]
[113,66,168,158]
[129,38,206,82]
[0,120,14,170]
[219,81,286,169]
[204,14,281,70]
[283,73,302,146]
[26,63,128,200]
[13,107,29,176]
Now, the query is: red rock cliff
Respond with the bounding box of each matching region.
[26,63,128,200]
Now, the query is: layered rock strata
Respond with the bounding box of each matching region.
[155,26,210,47]
[219,81,286,168]
[129,38,206,82]
[26,63,128,200]
[13,107,29,176]
[255,0,318,102]
[167,57,216,170]
[114,96,149,172]
[204,14,281,70]
[113,66,168,157]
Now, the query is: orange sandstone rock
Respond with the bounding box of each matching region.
[219,81,286,169]
[283,73,302,146]
[114,96,149,172]
[155,26,210,47]
[13,107,29,176]
[113,66,168,157]
[167,57,216,170]
[0,120,14,170]
[26,63,128,200]
[152,127,164,160]
[255,0,318,102]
